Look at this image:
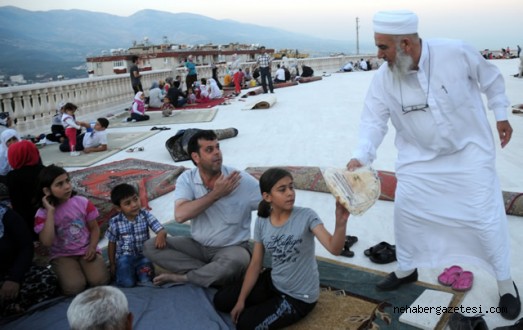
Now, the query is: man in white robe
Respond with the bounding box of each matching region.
[347,10,520,320]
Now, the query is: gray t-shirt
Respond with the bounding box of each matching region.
[174,165,260,247]
[254,206,322,303]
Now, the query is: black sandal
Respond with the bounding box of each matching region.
[369,244,397,264]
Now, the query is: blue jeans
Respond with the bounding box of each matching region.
[116,255,154,288]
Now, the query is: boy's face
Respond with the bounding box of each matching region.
[93,121,106,131]
[117,194,142,219]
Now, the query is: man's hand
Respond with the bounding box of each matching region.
[346,158,363,171]
[212,171,241,199]
[497,120,513,148]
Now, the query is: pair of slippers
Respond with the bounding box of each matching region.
[340,235,358,257]
[151,126,171,131]
[438,265,473,291]
[364,241,397,264]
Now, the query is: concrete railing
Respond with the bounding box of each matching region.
[0,55,374,136]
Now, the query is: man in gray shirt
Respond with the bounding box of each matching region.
[144,130,260,287]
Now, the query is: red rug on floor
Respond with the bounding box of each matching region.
[70,158,186,233]
[148,98,226,111]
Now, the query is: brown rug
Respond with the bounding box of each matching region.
[287,286,390,330]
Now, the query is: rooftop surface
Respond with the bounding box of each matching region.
[71,58,523,328]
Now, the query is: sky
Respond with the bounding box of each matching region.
[1,0,522,52]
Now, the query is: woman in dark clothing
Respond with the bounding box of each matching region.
[6,140,44,242]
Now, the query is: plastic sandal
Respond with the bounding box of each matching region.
[451,270,474,291]
[437,265,463,286]
[369,245,397,264]
[364,241,393,257]
[344,235,358,250]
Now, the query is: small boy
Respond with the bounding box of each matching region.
[59,117,110,154]
[105,183,167,287]
[161,96,175,117]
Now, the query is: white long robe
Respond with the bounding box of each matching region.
[352,38,511,280]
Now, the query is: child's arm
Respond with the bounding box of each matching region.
[39,195,56,247]
[154,229,167,249]
[230,242,264,324]
[108,241,117,277]
[84,219,100,261]
[312,201,350,255]
[83,144,107,154]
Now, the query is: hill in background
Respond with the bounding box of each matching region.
[0,6,368,83]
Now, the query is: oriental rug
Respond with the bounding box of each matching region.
[162,222,465,330]
[108,108,218,128]
[70,158,185,234]
[245,166,523,217]
[147,97,226,111]
[38,131,159,167]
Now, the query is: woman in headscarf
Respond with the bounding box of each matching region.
[0,129,20,177]
[207,78,223,99]
[6,140,44,241]
[148,81,164,109]
[126,91,150,122]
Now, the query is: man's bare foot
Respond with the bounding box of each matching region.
[153,273,188,286]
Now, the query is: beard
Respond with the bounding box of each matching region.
[390,48,414,78]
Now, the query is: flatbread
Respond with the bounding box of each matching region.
[323,167,381,215]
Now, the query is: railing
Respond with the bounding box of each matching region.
[0,55,374,136]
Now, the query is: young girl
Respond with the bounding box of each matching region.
[34,165,110,296]
[127,91,150,122]
[213,168,350,329]
[61,102,88,156]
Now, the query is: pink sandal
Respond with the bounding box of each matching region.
[437,265,463,286]
[451,271,474,291]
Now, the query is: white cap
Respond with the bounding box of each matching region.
[373,10,418,35]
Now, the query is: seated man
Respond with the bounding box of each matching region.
[342,62,354,72]
[144,130,260,288]
[59,117,109,153]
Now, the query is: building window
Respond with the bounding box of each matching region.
[113,60,124,68]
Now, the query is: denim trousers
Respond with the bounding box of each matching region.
[116,254,154,287]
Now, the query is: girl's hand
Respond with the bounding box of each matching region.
[42,193,55,211]
[230,301,245,324]
[335,200,350,227]
[84,246,96,261]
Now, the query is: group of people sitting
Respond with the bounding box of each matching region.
[129,76,224,120]
[0,129,350,329]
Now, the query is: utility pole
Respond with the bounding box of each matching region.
[356,17,360,55]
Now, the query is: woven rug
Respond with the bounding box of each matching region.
[70,159,185,234]
[148,98,226,111]
[108,108,218,128]
[38,131,159,167]
[162,222,464,330]
[245,166,523,217]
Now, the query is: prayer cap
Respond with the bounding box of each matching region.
[373,10,418,35]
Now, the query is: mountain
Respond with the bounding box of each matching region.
[0,6,364,83]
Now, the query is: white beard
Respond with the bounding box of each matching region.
[391,49,414,78]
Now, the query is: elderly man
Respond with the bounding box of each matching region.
[347,10,520,320]
[144,130,260,288]
[67,286,133,330]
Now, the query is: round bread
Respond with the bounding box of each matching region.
[323,167,381,215]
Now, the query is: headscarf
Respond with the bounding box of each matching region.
[207,78,223,99]
[0,128,20,175]
[7,140,41,170]
[132,91,145,115]
[150,81,159,90]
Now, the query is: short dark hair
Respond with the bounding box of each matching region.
[63,103,78,112]
[131,55,139,63]
[187,130,217,166]
[110,183,138,206]
[97,117,109,128]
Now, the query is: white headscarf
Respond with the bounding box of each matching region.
[207,78,223,99]
[0,128,20,176]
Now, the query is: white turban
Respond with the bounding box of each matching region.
[373,10,418,35]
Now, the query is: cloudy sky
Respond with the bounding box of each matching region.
[2,0,521,51]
